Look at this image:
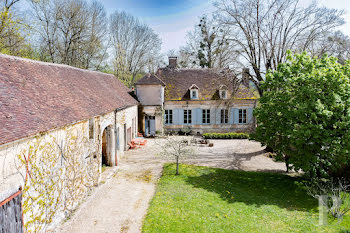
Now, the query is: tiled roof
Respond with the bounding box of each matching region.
[0,54,138,145]
[156,68,257,101]
[135,73,166,86]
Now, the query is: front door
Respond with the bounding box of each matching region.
[145,115,156,136]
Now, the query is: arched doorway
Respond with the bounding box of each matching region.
[102,126,112,167]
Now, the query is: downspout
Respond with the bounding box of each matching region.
[114,108,118,166]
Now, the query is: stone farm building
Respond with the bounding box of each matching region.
[0,54,138,231]
[136,57,258,136]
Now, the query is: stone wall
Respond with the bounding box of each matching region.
[115,105,138,159]
[0,105,138,232]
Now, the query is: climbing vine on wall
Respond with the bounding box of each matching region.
[16,123,100,232]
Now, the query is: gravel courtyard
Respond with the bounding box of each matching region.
[56,138,285,233]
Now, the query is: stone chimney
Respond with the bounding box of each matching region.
[242,68,250,87]
[168,57,177,69]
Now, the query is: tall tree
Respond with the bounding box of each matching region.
[215,0,345,95]
[0,0,33,56]
[30,0,108,70]
[109,11,161,86]
[186,15,240,69]
[307,30,350,64]
[253,52,350,179]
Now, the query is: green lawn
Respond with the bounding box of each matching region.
[142,164,350,233]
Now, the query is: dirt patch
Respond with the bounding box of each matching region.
[120,219,130,233]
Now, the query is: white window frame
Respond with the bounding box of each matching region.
[220,90,227,99]
[184,109,192,124]
[191,89,198,99]
[165,109,173,125]
[239,109,247,124]
[202,109,210,124]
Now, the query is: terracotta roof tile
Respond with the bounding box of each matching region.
[156,68,257,101]
[0,54,138,145]
[135,73,166,86]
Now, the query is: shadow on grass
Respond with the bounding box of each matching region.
[179,164,318,212]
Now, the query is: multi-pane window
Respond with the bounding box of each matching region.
[165,109,173,124]
[89,118,94,139]
[239,109,247,124]
[220,90,227,99]
[184,109,192,124]
[221,109,228,124]
[202,109,210,124]
[191,90,198,99]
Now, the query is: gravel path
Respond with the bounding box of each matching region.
[56,141,164,233]
[56,139,285,233]
[186,139,286,172]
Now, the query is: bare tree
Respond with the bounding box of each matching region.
[109,11,162,85]
[307,30,350,64]
[215,0,345,95]
[185,15,240,69]
[177,46,196,68]
[158,136,196,175]
[30,0,108,70]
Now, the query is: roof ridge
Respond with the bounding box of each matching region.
[136,72,166,86]
[151,73,166,85]
[0,53,115,78]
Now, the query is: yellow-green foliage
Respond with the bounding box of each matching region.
[0,7,33,57]
[17,124,100,232]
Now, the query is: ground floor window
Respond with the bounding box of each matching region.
[220,109,228,124]
[202,109,210,124]
[184,109,192,124]
[165,109,173,124]
[239,109,247,124]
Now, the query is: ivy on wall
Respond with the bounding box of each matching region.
[16,123,101,232]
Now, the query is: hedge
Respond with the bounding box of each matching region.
[202,132,250,139]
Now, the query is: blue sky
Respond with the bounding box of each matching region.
[101,0,214,53]
[101,0,350,54]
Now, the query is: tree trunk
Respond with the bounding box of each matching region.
[285,155,290,173]
[175,156,179,175]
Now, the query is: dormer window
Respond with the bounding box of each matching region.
[219,85,228,99]
[189,84,199,100]
[220,90,227,99]
[191,89,198,99]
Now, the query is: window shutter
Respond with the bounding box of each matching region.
[216,109,221,124]
[191,109,195,125]
[196,108,202,125]
[173,109,178,125]
[234,108,239,124]
[229,108,234,124]
[248,108,253,123]
[178,109,184,125]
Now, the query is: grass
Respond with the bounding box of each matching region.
[142,164,350,233]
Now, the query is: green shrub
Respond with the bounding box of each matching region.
[202,132,249,139]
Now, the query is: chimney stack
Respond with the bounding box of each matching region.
[168,57,177,69]
[242,68,250,87]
